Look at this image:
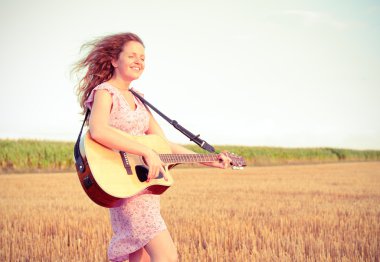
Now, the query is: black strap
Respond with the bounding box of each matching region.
[130,89,215,153]
[74,109,90,173]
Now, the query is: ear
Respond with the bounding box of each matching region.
[111,58,118,68]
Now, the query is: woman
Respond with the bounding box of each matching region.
[74,32,231,262]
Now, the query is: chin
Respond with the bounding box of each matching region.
[126,75,141,82]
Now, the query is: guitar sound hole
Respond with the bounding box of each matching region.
[135,165,148,182]
[135,165,164,182]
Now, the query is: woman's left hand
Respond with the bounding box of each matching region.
[207,151,232,169]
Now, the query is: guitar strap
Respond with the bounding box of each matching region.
[130,89,215,153]
[74,109,90,173]
[74,89,216,171]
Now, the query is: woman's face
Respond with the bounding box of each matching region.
[112,41,145,82]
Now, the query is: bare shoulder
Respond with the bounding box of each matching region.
[94,89,113,100]
[92,89,113,110]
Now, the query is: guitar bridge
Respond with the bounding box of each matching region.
[120,151,133,175]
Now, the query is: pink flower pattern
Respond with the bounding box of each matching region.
[85,83,167,261]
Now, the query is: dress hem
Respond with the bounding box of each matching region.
[108,227,167,262]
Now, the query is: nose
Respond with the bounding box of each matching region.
[135,57,144,64]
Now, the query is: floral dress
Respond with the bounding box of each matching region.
[85,82,167,261]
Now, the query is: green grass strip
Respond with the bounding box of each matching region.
[1,139,379,173]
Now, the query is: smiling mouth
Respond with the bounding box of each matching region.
[131,67,141,71]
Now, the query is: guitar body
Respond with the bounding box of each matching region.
[74,129,246,208]
[76,130,173,208]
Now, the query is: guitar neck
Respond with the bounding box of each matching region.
[159,153,219,164]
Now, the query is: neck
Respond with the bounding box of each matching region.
[158,153,219,164]
[108,76,131,90]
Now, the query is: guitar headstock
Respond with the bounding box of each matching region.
[225,152,247,170]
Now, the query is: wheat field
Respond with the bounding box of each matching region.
[0,162,379,261]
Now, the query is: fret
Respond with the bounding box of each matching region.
[159,153,219,164]
[160,154,168,163]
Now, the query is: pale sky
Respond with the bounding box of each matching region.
[1,0,379,149]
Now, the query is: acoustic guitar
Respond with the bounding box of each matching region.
[75,129,246,208]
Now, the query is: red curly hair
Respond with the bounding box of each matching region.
[73,32,144,113]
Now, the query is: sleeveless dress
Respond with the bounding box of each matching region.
[85,82,167,262]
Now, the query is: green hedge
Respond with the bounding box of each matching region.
[1,139,379,173]
[0,139,75,173]
[186,145,380,166]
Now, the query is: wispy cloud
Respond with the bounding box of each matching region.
[274,9,348,30]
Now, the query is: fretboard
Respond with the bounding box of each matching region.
[159,154,219,164]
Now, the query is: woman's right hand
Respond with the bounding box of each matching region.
[143,149,168,182]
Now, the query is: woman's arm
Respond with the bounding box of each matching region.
[89,90,167,180]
